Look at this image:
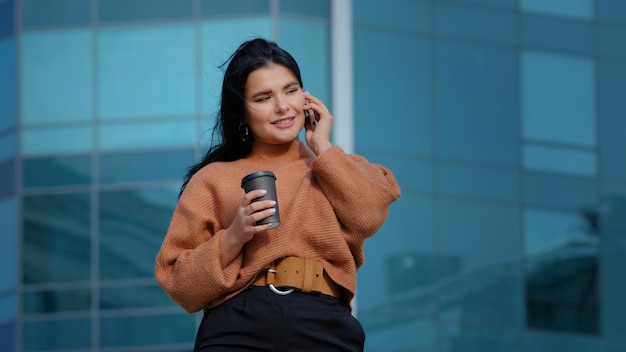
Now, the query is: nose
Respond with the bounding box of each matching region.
[274,96,290,114]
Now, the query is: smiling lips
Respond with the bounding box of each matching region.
[272,117,296,127]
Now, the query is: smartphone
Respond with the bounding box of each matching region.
[305,100,317,129]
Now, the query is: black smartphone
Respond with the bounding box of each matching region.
[305,100,317,129]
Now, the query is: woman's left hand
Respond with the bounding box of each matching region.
[303,92,333,155]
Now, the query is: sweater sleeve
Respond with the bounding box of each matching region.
[154,174,244,313]
[312,146,401,240]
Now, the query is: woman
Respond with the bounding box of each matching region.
[155,38,401,351]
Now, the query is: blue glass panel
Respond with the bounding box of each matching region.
[435,3,516,44]
[525,208,597,256]
[23,193,91,284]
[366,153,433,194]
[23,318,91,350]
[522,51,595,147]
[598,25,626,60]
[522,14,594,54]
[0,37,16,131]
[438,199,523,325]
[520,0,593,20]
[200,18,272,113]
[0,197,17,292]
[100,314,195,347]
[22,0,90,28]
[0,160,15,198]
[438,162,520,202]
[23,288,90,313]
[526,330,602,352]
[523,144,597,177]
[22,125,93,156]
[280,0,329,18]
[201,0,270,17]
[98,0,193,23]
[0,320,15,352]
[600,197,626,338]
[100,285,177,309]
[598,61,626,180]
[98,24,195,119]
[279,19,330,102]
[361,196,435,317]
[436,40,518,166]
[525,204,600,325]
[99,187,178,280]
[21,29,93,124]
[440,323,524,352]
[100,149,194,184]
[354,32,431,156]
[598,0,626,25]
[23,155,91,188]
[354,0,430,33]
[524,172,597,211]
[0,1,14,37]
[440,0,517,9]
[364,318,437,352]
[0,295,16,323]
[0,132,15,163]
[98,118,195,151]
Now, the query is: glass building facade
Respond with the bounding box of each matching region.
[1,0,626,351]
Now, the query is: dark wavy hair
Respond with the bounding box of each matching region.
[180,38,303,195]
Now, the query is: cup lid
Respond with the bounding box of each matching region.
[241,170,276,187]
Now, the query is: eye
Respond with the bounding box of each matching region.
[286,88,298,94]
[255,96,271,102]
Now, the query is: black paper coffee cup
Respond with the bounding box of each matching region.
[241,170,280,229]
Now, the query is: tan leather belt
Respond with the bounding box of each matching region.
[252,257,343,298]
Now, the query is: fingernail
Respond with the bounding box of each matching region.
[268,208,276,213]
[259,189,267,194]
[269,200,276,206]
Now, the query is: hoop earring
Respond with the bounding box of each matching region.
[240,124,249,142]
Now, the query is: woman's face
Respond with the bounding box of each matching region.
[244,63,306,144]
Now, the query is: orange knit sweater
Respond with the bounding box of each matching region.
[155,141,401,313]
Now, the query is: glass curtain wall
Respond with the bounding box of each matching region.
[1,0,18,351]
[13,0,330,351]
[353,0,626,351]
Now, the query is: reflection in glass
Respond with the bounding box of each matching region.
[523,144,596,177]
[98,24,195,119]
[0,37,16,131]
[0,160,15,198]
[22,193,91,284]
[0,197,17,293]
[22,125,93,156]
[23,155,91,188]
[22,318,91,350]
[99,149,194,184]
[520,0,593,20]
[23,288,90,314]
[21,0,91,28]
[0,132,16,163]
[522,51,595,147]
[100,285,177,310]
[20,29,93,124]
[100,314,195,347]
[98,0,193,23]
[99,187,178,280]
[98,119,196,151]
[525,208,600,334]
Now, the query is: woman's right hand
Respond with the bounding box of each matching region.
[220,189,276,267]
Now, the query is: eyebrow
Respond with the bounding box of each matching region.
[250,81,300,100]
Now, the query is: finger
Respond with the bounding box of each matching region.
[241,189,267,206]
[247,199,277,215]
[250,207,277,223]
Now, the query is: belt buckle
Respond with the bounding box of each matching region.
[267,269,294,295]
